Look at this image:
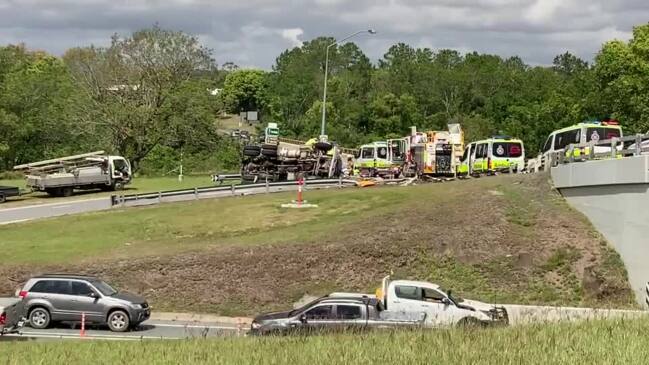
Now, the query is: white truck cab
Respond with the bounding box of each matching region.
[379,276,508,327]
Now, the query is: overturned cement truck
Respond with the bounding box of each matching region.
[240,123,353,182]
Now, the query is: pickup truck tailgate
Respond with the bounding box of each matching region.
[0,298,24,333]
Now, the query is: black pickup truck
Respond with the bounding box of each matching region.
[0,186,19,203]
[249,294,425,336]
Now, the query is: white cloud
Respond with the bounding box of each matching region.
[0,0,645,68]
[525,0,562,23]
[281,28,304,47]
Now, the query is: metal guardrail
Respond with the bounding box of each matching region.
[549,132,649,167]
[110,178,358,206]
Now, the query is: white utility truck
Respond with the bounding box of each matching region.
[14,151,132,197]
[376,276,508,327]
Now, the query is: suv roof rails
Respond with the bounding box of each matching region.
[37,273,98,279]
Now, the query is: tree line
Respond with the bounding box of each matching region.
[1,23,648,174]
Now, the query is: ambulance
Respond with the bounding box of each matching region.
[458,136,525,176]
[356,141,402,177]
[528,120,622,171]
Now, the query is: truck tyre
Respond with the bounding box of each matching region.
[29,307,51,329]
[261,148,277,157]
[107,310,130,332]
[0,193,5,203]
[61,187,73,197]
[314,141,333,152]
[112,181,124,191]
[243,145,261,157]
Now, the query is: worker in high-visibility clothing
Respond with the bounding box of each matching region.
[305,138,318,147]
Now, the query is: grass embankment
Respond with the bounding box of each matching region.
[0,186,403,264]
[0,173,635,314]
[2,319,649,364]
[0,175,218,207]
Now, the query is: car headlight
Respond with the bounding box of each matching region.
[130,303,143,309]
[251,322,262,330]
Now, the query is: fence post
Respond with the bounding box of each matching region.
[611,137,617,159]
[231,184,235,196]
[589,141,595,160]
[636,134,643,156]
[265,177,269,194]
[158,191,162,203]
[338,175,342,188]
[194,187,198,200]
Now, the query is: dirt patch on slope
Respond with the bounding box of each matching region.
[0,174,635,315]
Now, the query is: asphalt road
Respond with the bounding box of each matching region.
[1,319,244,341]
[0,197,111,225]
[0,182,350,225]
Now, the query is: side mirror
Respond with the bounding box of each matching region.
[299,314,307,323]
[441,297,451,305]
[88,292,98,299]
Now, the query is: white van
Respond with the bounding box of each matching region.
[457,136,525,176]
[529,120,622,171]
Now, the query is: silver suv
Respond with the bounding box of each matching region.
[19,274,150,332]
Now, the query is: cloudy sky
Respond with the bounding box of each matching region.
[0,0,645,69]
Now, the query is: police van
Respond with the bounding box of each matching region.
[529,120,622,171]
[457,136,525,176]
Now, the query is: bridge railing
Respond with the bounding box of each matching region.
[549,133,649,167]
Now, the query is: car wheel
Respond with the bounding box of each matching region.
[107,310,130,332]
[29,307,51,329]
[457,317,483,329]
[0,193,5,203]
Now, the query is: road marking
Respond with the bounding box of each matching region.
[0,219,30,225]
[16,331,181,340]
[0,198,106,212]
[52,205,72,210]
[151,323,241,330]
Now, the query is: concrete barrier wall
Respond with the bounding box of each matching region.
[551,157,649,305]
[552,155,649,188]
[504,304,646,325]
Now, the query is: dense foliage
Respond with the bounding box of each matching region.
[1,23,648,173]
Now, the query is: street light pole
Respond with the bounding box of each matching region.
[320,29,376,141]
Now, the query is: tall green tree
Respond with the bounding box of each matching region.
[220,69,268,113]
[594,23,649,133]
[0,46,84,169]
[64,26,216,171]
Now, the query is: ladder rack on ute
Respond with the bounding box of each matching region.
[13,151,108,173]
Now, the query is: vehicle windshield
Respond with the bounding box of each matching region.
[439,287,464,303]
[288,297,323,317]
[492,142,523,158]
[91,280,118,296]
[113,159,128,172]
[361,147,374,159]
